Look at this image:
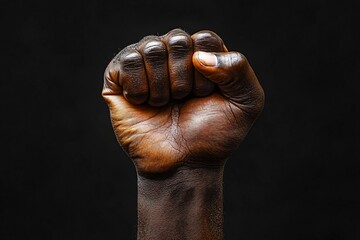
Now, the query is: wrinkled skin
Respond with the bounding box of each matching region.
[102,29,265,175]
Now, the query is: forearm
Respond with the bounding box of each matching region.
[137,166,224,240]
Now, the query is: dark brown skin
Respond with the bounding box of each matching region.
[102,29,265,240]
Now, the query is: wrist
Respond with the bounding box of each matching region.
[137,166,225,240]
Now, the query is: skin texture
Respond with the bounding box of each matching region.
[102,29,264,240]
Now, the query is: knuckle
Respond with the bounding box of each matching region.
[231,52,249,72]
[167,34,192,54]
[166,28,188,36]
[193,30,218,38]
[142,40,167,62]
[238,52,249,65]
[120,51,144,70]
[192,30,224,51]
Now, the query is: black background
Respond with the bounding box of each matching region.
[1,0,360,239]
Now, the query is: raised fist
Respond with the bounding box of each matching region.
[102,29,264,175]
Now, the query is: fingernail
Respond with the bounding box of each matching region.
[197,51,217,67]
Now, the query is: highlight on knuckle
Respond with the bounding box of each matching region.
[168,34,192,54]
[226,52,249,73]
[237,53,249,71]
[192,31,223,50]
[121,51,144,70]
[143,41,167,62]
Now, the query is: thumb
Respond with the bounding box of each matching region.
[192,51,264,111]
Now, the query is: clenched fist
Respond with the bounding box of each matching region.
[102,29,264,175]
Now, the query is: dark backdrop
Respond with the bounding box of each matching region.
[1,0,359,239]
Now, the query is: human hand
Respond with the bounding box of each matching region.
[102,29,264,175]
